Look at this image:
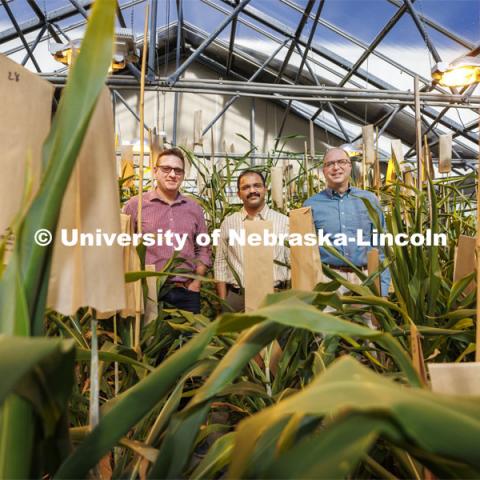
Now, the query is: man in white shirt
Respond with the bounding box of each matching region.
[214,170,290,312]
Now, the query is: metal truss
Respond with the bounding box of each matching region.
[1,0,478,162]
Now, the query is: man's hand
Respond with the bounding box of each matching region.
[187,279,201,292]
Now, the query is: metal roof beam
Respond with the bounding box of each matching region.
[166,0,253,86]
[21,23,46,66]
[274,0,316,83]
[387,0,474,50]
[25,0,62,43]
[200,38,290,137]
[116,1,127,28]
[67,0,89,20]
[1,0,42,71]
[339,1,411,87]
[275,1,325,141]
[403,0,441,63]
[225,0,239,75]
[0,0,93,44]
[281,0,451,95]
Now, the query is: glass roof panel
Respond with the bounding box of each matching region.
[183,1,228,40]
[249,0,303,33]
[355,53,417,91]
[319,0,398,44]
[423,24,471,66]
[311,23,365,69]
[374,13,433,80]
[413,0,479,45]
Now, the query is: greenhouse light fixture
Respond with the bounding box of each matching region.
[432,55,480,87]
[49,28,138,72]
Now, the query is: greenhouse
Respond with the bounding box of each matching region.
[1,0,480,478]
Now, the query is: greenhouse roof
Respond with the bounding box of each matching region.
[1,0,479,169]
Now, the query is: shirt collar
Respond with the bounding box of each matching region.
[325,184,352,199]
[146,189,187,205]
[241,203,269,220]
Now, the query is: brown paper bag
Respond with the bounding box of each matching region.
[144,264,158,324]
[367,248,380,294]
[47,88,126,315]
[244,220,274,311]
[391,139,404,166]
[438,133,452,174]
[428,363,480,395]
[362,124,375,165]
[290,207,323,290]
[453,235,476,295]
[193,110,203,146]
[270,166,283,209]
[119,213,142,317]
[0,54,54,235]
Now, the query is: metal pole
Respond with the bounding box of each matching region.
[21,24,47,66]
[1,0,42,72]
[166,0,253,85]
[403,0,441,63]
[26,0,62,42]
[113,90,151,132]
[338,1,411,87]
[172,0,183,145]
[250,98,256,159]
[147,0,158,81]
[414,75,423,188]
[67,0,89,20]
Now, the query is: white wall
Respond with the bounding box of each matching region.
[114,62,336,160]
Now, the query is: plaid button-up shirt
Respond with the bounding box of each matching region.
[123,190,211,281]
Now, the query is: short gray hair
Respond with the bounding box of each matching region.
[323,147,350,163]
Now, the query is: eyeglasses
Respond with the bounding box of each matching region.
[157,165,184,176]
[323,159,351,169]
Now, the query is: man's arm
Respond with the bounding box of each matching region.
[122,196,138,231]
[189,206,211,292]
[188,261,207,292]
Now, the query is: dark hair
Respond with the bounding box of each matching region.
[156,147,185,168]
[237,169,266,191]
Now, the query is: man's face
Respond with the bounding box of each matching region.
[238,173,266,210]
[154,154,185,194]
[323,149,352,190]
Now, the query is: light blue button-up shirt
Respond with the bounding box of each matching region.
[303,186,390,295]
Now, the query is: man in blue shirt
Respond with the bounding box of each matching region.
[303,147,390,296]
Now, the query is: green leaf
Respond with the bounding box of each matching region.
[229,356,480,478]
[55,322,216,479]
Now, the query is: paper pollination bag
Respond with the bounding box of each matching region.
[438,133,452,174]
[362,124,375,166]
[428,363,480,396]
[47,88,126,316]
[0,54,54,236]
[289,207,323,290]
[244,220,274,311]
[270,166,283,209]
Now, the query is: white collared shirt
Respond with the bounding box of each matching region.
[214,204,290,287]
